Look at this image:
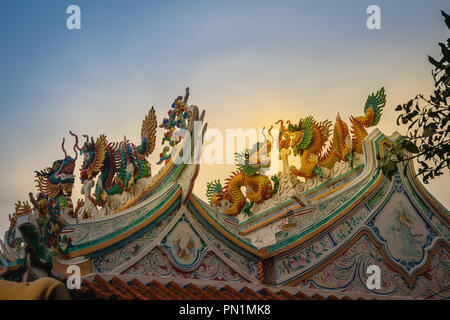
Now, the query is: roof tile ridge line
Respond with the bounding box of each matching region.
[183,206,259,283]
[241,286,268,300]
[110,274,414,301]
[167,281,200,300]
[184,283,215,300]
[149,280,184,299]
[204,285,235,300]
[111,276,150,300]
[131,278,169,299]
[82,279,113,299]
[109,207,186,274]
[260,287,283,300]
[187,197,261,256]
[278,289,301,300]
[93,274,129,300]
[222,285,251,300]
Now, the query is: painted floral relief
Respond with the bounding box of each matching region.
[374,193,428,264]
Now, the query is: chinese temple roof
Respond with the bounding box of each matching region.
[1,88,448,300]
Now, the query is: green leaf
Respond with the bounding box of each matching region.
[428,55,443,69]
[404,141,420,154]
[423,125,436,137]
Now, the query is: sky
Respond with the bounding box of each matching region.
[0,0,449,237]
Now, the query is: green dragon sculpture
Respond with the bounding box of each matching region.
[206,142,278,216]
[74,107,157,207]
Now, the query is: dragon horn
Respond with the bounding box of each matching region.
[183,87,190,104]
[83,134,89,145]
[61,138,68,159]
[275,120,285,133]
[268,125,273,138]
[261,127,267,142]
[70,131,80,160]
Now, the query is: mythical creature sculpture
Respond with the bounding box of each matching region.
[5,201,32,249]
[157,88,191,165]
[32,139,77,251]
[6,138,77,254]
[207,88,385,216]
[206,141,278,216]
[73,107,157,211]
[283,87,386,179]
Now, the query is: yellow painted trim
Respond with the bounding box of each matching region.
[189,197,265,258]
[239,204,302,236]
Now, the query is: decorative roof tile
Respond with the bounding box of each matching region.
[77,276,359,300]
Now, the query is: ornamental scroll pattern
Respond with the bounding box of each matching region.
[190,214,259,281]
[124,246,245,282]
[296,234,449,299]
[92,209,179,273]
[274,206,368,283]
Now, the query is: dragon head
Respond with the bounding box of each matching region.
[285,116,314,156]
[35,138,77,198]
[72,132,106,183]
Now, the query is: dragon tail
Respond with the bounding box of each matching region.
[222,171,246,215]
[319,114,350,168]
[351,87,386,154]
[206,180,223,206]
[137,106,157,157]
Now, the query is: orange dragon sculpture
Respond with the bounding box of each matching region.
[206,141,278,216]
[281,87,385,179]
[207,88,385,215]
